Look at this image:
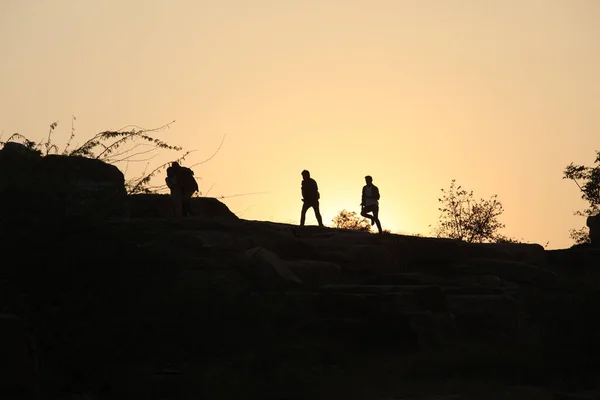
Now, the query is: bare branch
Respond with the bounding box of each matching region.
[190,133,226,168]
[216,191,269,200]
[126,150,193,195]
[204,183,215,197]
[236,205,256,217]
[111,152,161,164]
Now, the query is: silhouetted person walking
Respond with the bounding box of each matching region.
[300,170,324,227]
[166,162,199,217]
[361,175,382,233]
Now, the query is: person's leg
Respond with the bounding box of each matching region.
[313,201,324,227]
[171,188,182,217]
[300,201,310,226]
[182,191,195,216]
[361,206,374,224]
[181,200,188,217]
[372,205,382,233]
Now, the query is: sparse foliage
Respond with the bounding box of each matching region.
[493,235,521,244]
[569,227,591,245]
[432,179,506,243]
[563,151,600,244]
[126,133,228,195]
[332,210,372,232]
[69,120,182,161]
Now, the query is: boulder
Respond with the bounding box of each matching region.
[0,144,126,224]
[286,260,341,289]
[452,259,561,286]
[547,248,600,288]
[0,142,40,164]
[239,247,303,290]
[126,194,239,220]
[37,155,126,219]
[459,242,547,267]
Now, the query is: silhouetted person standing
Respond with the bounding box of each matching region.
[361,175,382,233]
[166,162,199,217]
[300,170,324,227]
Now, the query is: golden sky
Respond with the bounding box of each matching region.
[1,0,598,249]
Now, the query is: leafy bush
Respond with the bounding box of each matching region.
[432,179,508,243]
[332,209,372,232]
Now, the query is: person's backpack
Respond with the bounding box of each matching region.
[178,167,199,193]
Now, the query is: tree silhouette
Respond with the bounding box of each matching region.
[563,151,600,244]
[432,179,506,243]
[332,210,372,232]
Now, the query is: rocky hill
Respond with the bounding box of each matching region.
[1,143,600,399]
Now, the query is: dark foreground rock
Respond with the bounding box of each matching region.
[0,314,39,400]
[4,138,600,398]
[1,199,600,398]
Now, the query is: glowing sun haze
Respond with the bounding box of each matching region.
[1,0,598,249]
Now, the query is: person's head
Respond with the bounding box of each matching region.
[172,162,181,168]
[365,175,373,185]
[301,170,310,179]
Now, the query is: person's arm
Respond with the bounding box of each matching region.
[374,186,380,200]
[361,186,365,206]
[166,176,177,188]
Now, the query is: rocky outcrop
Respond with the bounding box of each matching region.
[0,147,599,398]
[0,142,126,225]
[2,212,600,398]
[240,247,303,290]
[126,193,239,220]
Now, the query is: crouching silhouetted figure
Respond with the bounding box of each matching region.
[300,170,324,227]
[166,162,199,217]
[360,175,382,233]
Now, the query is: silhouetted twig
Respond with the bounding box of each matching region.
[204,183,215,197]
[236,205,256,217]
[190,133,226,168]
[126,150,194,195]
[218,191,269,199]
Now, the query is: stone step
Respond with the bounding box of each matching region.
[446,295,517,316]
[318,284,443,295]
[248,291,533,327]
[442,286,506,296]
[364,273,446,285]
